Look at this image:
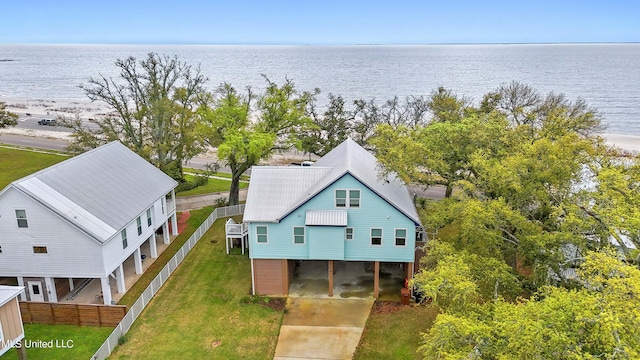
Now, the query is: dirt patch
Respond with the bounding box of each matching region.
[371,300,404,315]
[211,340,222,348]
[262,297,286,312]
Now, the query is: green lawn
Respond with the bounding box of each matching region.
[177,175,249,197]
[109,216,283,359]
[183,168,250,181]
[0,147,68,189]
[0,324,113,360]
[354,303,439,360]
[117,206,215,308]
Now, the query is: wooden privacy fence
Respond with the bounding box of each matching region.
[90,204,245,360]
[20,302,126,327]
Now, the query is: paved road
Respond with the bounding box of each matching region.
[0,133,69,151]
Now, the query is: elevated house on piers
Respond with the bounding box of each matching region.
[244,138,422,298]
[0,141,178,305]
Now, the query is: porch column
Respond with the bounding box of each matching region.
[171,212,179,235]
[45,277,58,302]
[115,264,126,293]
[149,234,158,258]
[134,247,143,274]
[225,236,230,255]
[100,277,112,305]
[16,277,26,301]
[328,260,334,297]
[374,261,380,298]
[163,221,170,244]
[69,278,75,292]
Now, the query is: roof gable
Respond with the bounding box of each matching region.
[8,141,178,243]
[243,138,420,224]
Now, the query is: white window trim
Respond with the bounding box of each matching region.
[293,226,305,245]
[137,217,142,235]
[122,229,128,249]
[335,189,362,209]
[256,225,269,244]
[345,227,354,241]
[147,208,152,227]
[15,209,28,228]
[370,227,383,246]
[394,228,407,247]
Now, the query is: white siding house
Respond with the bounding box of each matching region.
[0,141,178,305]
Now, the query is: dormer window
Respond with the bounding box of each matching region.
[335,189,360,208]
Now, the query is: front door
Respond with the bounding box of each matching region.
[28,281,44,302]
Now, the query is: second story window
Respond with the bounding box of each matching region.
[15,209,28,228]
[349,190,360,208]
[122,229,128,249]
[395,229,407,246]
[345,227,354,240]
[256,226,268,243]
[293,227,305,244]
[147,208,152,227]
[137,217,142,235]
[371,228,382,246]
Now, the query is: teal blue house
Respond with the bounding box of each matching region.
[243,139,422,297]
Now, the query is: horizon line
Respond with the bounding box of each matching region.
[1,41,639,46]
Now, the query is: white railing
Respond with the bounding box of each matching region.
[226,221,248,236]
[90,204,245,360]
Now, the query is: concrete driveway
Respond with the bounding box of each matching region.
[274,297,374,360]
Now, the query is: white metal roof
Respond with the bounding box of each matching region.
[0,285,24,307]
[8,141,178,244]
[243,138,421,224]
[305,210,348,226]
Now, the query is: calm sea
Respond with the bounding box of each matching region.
[0,44,639,135]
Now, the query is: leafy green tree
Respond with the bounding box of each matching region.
[0,102,18,128]
[420,249,640,360]
[299,93,352,156]
[62,53,207,181]
[200,79,315,205]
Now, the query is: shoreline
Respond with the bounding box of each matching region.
[1,96,639,154]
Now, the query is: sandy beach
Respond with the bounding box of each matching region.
[1,97,638,154]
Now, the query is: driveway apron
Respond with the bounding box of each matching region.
[274,297,374,360]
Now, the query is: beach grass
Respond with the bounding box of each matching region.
[0,324,113,360]
[109,216,283,359]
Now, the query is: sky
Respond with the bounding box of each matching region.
[1,0,638,45]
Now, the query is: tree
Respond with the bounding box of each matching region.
[200,79,315,205]
[299,93,352,157]
[62,53,208,181]
[0,102,18,128]
[419,250,640,360]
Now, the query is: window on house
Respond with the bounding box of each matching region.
[349,190,360,208]
[0,245,3,253]
[256,226,268,243]
[147,208,152,227]
[293,227,305,244]
[371,228,382,246]
[122,229,128,249]
[15,209,28,228]
[345,227,354,240]
[137,217,142,235]
[335,190,347,208]
[395,229,407,246]
[33,246,48,254]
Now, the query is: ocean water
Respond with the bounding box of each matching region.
[0,43,639,135]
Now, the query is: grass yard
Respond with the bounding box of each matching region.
[177,174,249,197]
[0,146,68,189]
[0,324,113,360]
[354,302,439,360]
[109,216,283,359]
[117,206,215,308]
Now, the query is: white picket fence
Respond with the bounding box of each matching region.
[90,204,245,360]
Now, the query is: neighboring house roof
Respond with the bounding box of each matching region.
[243,138,421,224]
[3,141,178,244]
[0,285,24,307]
